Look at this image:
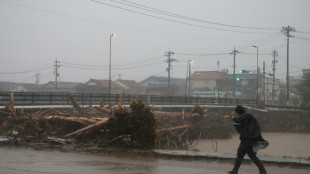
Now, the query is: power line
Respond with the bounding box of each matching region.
[296,30,310,35]
[293,37,310,55]
[295,36,310,41]
[228,32,282,54]
[90,0,275,34]
[0,0,245,41]
[174,52,230,56]
[0,65,52,74]
[121,70,167,81]
[61,60,164,71]
[61,56,163,68]
[239,52,271,56]
[111,0,279,31]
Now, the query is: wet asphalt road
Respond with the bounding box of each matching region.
[0,147,309,174]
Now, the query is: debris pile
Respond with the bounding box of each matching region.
[0,92,230,149]
[154,106,204,149]
[69,94,158,148]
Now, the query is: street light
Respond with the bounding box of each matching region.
[252,45,259,105]
[185,60,194,96]
[109,33,116,96]
[221,69,229,98]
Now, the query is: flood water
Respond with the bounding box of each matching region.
[195,132,310,159]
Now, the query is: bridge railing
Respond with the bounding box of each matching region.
[0,92,256,106]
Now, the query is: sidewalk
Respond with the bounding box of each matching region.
[153,149,310,168]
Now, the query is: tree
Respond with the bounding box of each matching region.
[296,72,310,108]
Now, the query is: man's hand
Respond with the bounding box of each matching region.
[231,111,236,119]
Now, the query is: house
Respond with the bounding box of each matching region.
[0,82,42,92]
[302,69,310,74]
[76,79,123,94]
[0,82,17,92]
[115,80,145,95]
[231,73,263,99]
[140,76,186,96]
[190,71,266,99]
[189,71,226,97]
[41,81,82,93]
[11,83,42,92]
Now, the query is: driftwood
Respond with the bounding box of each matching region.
[5,105,17,118]
[153,111,201,118]
[0,92,207,149]
[0,110,11,116]
[65,117,110,137]
[44,116,98,125]
[100,98,104,107]
[10,92,14,105]
[118,91,125,110]
[156,125,191,132]
[69,96,84,114]
[32,108,53,117]
[154,105,205,149]
[94,107,112,115]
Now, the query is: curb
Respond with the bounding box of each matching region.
[153,150,310,168]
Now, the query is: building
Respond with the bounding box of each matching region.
[189,71,226,97]
[76,79,123,94]
[115,80,145,95]
[262,77,280,105]
[11,83,42,92]
[228,73,264,99]
[0,82,41,92]
[302,69,310,75]
[189,71,265,99]
[139,76,186,96]
[41,81,82,93]
[0,82,18,92]
[278,75,303,106]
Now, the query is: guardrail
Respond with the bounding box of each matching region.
[0,92,256,106]
[264,104,307,111]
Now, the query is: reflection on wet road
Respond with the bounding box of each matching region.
[0,147,309,174]
[0,147,218,174]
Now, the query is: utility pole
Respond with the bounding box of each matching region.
[54,58,60,93]
[282,26,295,102]
[188,60,192,95]
[231,47,239,97]
[271,49,278,104]
[263,61,265,104]
[165,50,175,94]
[35,73,40,85]
[225,69,228,98]
[217,61,220,72]
[185,62,188,96]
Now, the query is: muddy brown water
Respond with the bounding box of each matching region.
[195,132,310,159]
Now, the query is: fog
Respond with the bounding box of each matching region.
[0,0,309,84]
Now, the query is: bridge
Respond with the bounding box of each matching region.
[0,92,256,107]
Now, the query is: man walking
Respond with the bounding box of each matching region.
[229,105,268,174]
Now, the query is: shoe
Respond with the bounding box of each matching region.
[228,171,237,174]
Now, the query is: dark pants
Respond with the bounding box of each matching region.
[232,142,267,174]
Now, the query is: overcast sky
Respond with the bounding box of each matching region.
[0,0,309,84]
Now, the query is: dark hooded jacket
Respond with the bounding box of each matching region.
[233,105,263,144]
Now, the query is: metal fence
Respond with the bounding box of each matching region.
[0,92,256,106]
